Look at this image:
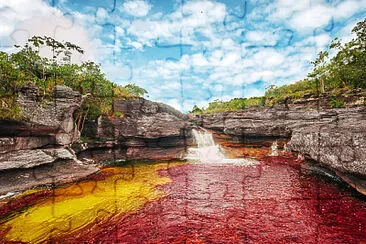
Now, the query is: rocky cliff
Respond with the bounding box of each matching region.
[199,106,366,192]
[0,85,98,195]
[77,98,191,163]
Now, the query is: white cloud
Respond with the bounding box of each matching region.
[299,33,331,51]
[102,61,133,82]
[124,0,227,48]
[290,4,331,30]
[96,8,108,22]
[167,98,183,111]
[0,0,61,38]
[122,0,151,17]
[0,0,98,63]
[266,0,366,32]
[245,31,279,46]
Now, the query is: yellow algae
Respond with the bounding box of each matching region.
[0,162,181,243]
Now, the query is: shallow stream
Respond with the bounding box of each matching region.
[0,131,365,243]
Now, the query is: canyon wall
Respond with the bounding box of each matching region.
[199,106,366,179]
[0,85,98,194]
[77,98,191,163]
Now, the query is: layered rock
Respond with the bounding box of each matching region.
[200,107,366,180]
[0,148,77,170]
[0,85,98,194]
[289,109,366,176]
[79,98,190,163]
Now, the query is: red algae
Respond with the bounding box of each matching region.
[1,143,365,243]
[57,154,366,243]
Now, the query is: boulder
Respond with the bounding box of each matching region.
[15,85,82,145]
[0,160,98,195]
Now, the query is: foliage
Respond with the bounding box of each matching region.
[308,19,366,90]
[123,83,148,97]
[0,97,22,120]
[191,97,265,114]
[0,36,148,127]
[264,79,317,105]
[113,111,124,118]
[330,96,345,108]
[189,105,203,114]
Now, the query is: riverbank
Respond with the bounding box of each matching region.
[195,105,366,195]
[0,84,365,197]
[0,85,191,196]
[0,138,364,243]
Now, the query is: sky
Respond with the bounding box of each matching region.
[1,0,365,112]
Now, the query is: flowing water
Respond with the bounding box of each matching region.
[0,130,365,243]
[186,129,258,165]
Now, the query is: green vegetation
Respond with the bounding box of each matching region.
[0,36,147,129]
[192,97,265,114]
[191,19,366,114]
[330,96,345,108]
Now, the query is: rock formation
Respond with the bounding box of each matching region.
[77,98,191,163]
[199,106,366,191]
[0,85,98,195]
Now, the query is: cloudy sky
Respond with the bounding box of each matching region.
[1,0,365,111]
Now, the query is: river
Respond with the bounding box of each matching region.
[0,130,365,243]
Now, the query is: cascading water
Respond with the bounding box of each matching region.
[269,141,278,156]
[186,129,258,165]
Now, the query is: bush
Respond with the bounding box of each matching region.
[330,96,345,108]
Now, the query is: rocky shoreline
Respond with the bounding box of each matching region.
[0,85,365,196]
[0,86,191,195]
[197,105,366,194]
[75,98,191,164]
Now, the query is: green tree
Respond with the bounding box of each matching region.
[0,35,148,125]
[123,83,148,97]
[190,105,203,114]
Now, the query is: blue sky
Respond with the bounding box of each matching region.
[1,0,365,112]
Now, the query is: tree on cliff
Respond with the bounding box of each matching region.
[0,36,149,126]
[308,18,366,90]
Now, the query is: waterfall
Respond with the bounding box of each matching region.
[269,141,278,156]
[186,129,258,165]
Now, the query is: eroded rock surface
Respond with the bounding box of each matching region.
[0,85,98,194]
[0,160,98,195]
[0,148,76,171]
[79,98,190,162]
[201,107,366,178]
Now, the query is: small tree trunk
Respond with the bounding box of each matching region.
[80,108,89,134]
[320,79,325,93]
[76,111,83,132]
